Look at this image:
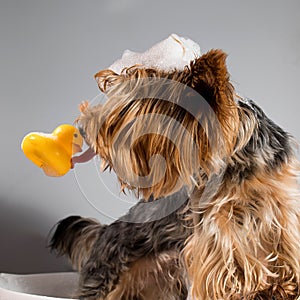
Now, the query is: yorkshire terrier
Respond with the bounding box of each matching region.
[50,42,300,299]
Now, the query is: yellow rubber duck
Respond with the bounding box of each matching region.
[21,124,83,177]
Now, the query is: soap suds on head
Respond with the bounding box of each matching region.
[109,34,201,74]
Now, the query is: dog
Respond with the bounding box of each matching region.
[51,46,300,299]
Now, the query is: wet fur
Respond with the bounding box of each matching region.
[51,49,300,299]
[50,197,191,299]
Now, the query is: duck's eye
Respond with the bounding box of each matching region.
[74,133,78,138]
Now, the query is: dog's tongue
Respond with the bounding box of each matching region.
[71,147,96,168]
[109,34,201,74]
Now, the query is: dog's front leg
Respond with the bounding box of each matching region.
[78,192,190,299]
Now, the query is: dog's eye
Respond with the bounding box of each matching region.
[78,126,87,139]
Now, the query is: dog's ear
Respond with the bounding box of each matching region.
[188,49,234,111]
[185,49,239,154]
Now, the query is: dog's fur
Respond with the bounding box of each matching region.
[50,49,300,299]
[50,195,191,300]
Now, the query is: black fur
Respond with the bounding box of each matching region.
[50,190,191,299]
[225,99,292,183]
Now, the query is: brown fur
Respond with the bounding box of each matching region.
[72,49,300,299]
[105,252,186,300]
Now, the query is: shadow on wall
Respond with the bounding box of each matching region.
[0,198,72,274]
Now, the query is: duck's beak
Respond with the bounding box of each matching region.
[72,142,83,154]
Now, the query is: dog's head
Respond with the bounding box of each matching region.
[77,49,239,199]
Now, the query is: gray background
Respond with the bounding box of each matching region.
[0,0,299,273]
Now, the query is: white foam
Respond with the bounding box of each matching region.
[109,34,201,74]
